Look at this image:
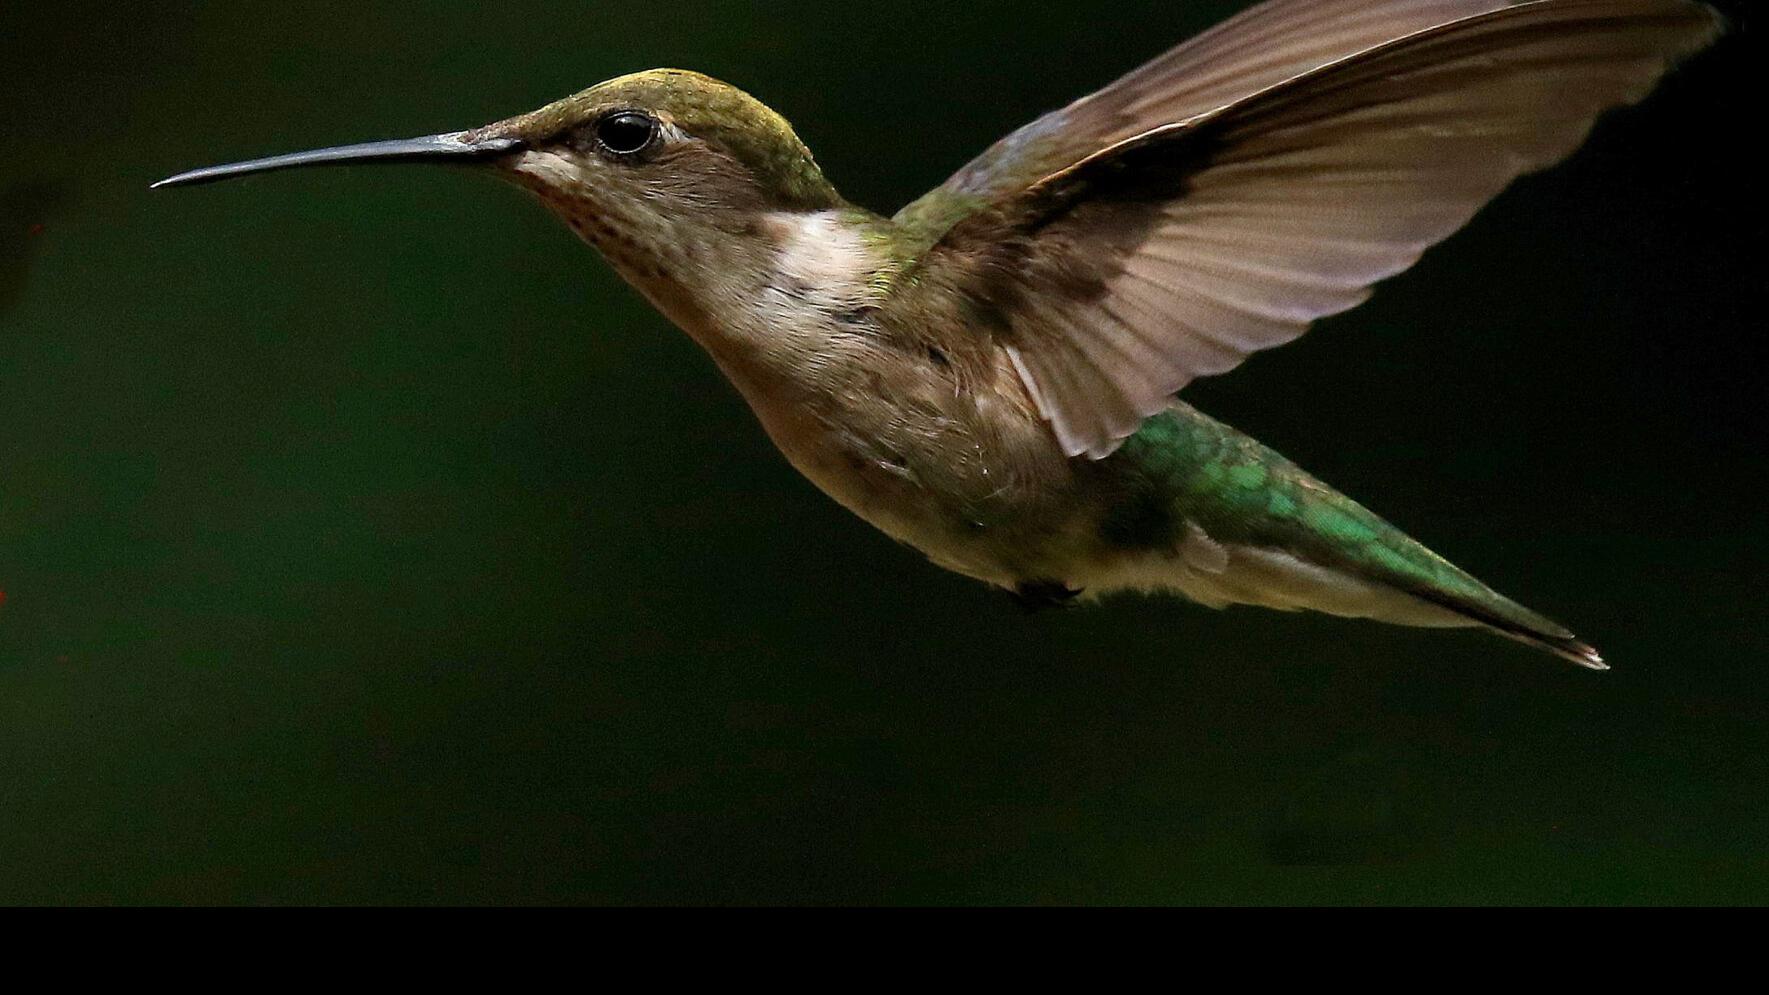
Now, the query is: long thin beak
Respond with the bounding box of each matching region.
[151,131,523,189]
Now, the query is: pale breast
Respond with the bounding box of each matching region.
[623,205,1081,584]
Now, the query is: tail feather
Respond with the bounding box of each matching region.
[1407,587,1607,670]
[1128,405,1611,669]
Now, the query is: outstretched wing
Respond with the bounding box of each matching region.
[892,0,1721,458]
[895,0,1533,234]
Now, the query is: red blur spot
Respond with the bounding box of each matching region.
[26,223,45,237]
[0,588,7,607]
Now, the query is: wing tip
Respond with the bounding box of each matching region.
[1657,0,1730,57]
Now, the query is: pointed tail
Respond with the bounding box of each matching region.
[1407,588,1607,670]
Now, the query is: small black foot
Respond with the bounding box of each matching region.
[1010,580,1083,614]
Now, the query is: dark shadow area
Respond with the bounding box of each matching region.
[0,180,75,319]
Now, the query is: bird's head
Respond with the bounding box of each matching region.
[469,70,845,267]
[155,70,848,321]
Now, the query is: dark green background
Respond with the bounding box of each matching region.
[2,1,1761,904]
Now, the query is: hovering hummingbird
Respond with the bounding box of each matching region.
[156,0,1722,669]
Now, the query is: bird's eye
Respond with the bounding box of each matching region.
[595,112,659,156]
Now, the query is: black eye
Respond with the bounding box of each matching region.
[595,112,658,156]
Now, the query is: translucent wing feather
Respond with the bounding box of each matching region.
[893,0,1721,458]
[900,0,1528,226]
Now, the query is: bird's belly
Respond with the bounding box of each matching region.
[761,407,1008,580]
[719,365,1074,586]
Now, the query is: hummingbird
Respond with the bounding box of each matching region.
[155,0,1721,669]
